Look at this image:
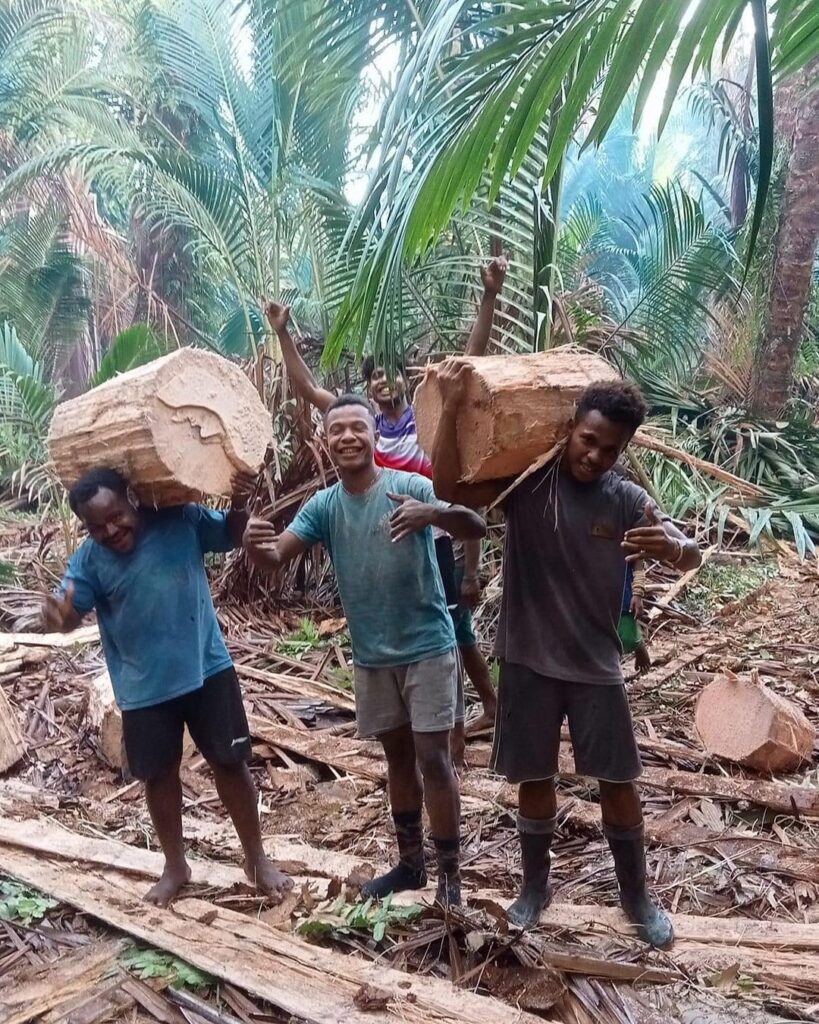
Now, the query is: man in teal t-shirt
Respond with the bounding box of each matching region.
[42,467,292,908]
[243,395,486,906]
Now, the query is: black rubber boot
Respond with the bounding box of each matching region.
[362,810,427,899]
[604,822,674,949]
[506,814,557,930]
[432,836,461,907]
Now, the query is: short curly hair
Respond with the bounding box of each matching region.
[68,467,130,515]
[576,380,647,436]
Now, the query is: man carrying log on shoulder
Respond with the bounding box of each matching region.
[243,395,486,905]
[430,365,701,946]
[265,258,507,742]
[40,468,292,907]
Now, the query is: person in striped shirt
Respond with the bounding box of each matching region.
[266,258,506,743]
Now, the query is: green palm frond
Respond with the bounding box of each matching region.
[326,0,819,368]
[91,323,164,386]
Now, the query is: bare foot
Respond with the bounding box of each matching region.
[465,708,496,737]
[143,863,191,907]
[245,855,293,899]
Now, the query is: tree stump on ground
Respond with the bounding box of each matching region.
[695,670,816,773]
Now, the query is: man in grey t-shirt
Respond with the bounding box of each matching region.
[431,369,702,947]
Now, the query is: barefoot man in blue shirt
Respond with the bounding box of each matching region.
[41,467,292,907]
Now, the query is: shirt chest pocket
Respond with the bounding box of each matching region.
[591,522,618,541]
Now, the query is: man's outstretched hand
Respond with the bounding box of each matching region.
[265,301,291,335]
[41,582,80,633]
[481,255,508,295]
[623,503,680,564]
[388,493,436,543]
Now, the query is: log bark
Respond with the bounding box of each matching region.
[0,685,25,774]
[49,349,273,506]
[414,350,618,483]
[0,843,547,1024]
[0,942,123,1024]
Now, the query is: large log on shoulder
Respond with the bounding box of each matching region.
[414,349,619,483]
[49,349,272,506]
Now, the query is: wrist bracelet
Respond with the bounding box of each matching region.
[670,538,685,564]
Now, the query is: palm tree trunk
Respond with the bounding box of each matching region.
[751,56,819,417]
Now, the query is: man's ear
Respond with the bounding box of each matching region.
[126,486,139,511]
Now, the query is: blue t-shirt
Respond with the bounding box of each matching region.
[62,505,234,710]
[288,469,456,667]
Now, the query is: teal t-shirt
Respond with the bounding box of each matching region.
[62,505,234,710]
[288,469,456,667]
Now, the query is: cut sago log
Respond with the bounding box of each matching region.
[695,670,816,774]
[49,349,272,507]
[414,349,619,483]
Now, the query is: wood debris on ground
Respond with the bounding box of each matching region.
[1,503,818,1024]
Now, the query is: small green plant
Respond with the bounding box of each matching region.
[0,879,58,924]
[0,559,18,583]
[297,895,422,943]
[277,617,324,657]
[121,945,212,988]
[327,666,354,691]
[682,560,776,617]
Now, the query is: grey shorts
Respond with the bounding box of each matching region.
[354,648,464,737]
[491,660,642,784]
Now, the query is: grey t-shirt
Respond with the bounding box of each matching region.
[494,463,656,685]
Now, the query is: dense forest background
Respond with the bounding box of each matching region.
[1,0,818,549]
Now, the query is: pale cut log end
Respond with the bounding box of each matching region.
[49,349,273,506]
[695,671,816,773]
[414,349,619,483]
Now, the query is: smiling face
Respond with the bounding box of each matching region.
[367,366,407,409]
[325,403,377,474]
[77,487,141,554]
[565,409,634,484]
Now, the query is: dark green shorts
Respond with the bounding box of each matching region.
[451,563,477,648]
[491,661,642,784]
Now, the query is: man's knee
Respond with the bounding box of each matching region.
[143,756,182,789]
[209,759,247,780]
[379,724,416,765]
[415,734,455,786]
[599,779,638,801]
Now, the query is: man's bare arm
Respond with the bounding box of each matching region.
[430,360,504,509]
[266,302,335,414]
[243,520,309,574]
[464,257,507,357]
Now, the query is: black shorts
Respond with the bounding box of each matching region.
[490,661,642,784]
[121,667,251,781]
[434,536,459,608]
